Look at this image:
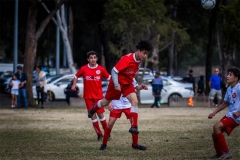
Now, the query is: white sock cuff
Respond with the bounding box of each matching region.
[130,106,138,113]
[91,118,98,123]
[97,100,102,108]
[99,117,106,121]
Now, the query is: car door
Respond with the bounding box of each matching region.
[53,76,74,99]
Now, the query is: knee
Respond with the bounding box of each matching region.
[131,100,138,106]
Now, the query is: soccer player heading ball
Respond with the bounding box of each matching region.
[88,40,153,135]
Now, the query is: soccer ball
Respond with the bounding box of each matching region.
[201,0,216,9]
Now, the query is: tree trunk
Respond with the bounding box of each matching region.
[57,5,76,74]
[24,6,38,107]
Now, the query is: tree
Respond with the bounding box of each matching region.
[218,0,240,81]
[56,4,76,73]
[101,0,190,75]
[24,0,64,106]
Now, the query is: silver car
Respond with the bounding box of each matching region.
[139,76,194,105]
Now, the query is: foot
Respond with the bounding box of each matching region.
[150,105,154,108]
[218,152,232,159]
[88,103,97,118]
[99,144,107,150]
[209,154,221,159]
[132,144,146,150]
[41,106,44,109]
[129,126,139,134]
[97,134,103,141]
[11,105,15,109]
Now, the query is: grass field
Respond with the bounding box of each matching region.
[0,106,240,160]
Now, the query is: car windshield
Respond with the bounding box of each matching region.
[47,75,63,84]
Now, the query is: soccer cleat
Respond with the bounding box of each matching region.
[99,144,107,150]
[88,103,97,118]
[218,152,232,160]
[132,144,146,150]
[208,154,221,159]
[129,126,139,134]
[97,134,103,141]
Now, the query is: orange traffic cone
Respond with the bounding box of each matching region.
[188,96,194,106]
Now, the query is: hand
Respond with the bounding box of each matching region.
[142,84,148,90]
[233,112,240,118]
[79,94,83,98]
[71,85,76,90]
[108,103,114,112]
[115,86,121,91]
[208,112,215,119]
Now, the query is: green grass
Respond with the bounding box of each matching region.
[0,107,240,160]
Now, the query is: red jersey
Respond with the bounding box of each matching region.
[113,53,141,85]
[75,64,110,99]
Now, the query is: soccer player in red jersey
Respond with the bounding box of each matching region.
[71,51,111,140]
[99,79,148,150]
[88,40,153,135]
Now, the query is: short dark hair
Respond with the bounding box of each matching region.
[189,69,193,73]
[37,65,42,70]
[17,65,23,70]
[136,40,153,52]
[87,51,98,58]
[228,67,240,80]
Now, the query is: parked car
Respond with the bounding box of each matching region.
[139,76,194,105]
[0,71,13,93]
[32,74,84,101]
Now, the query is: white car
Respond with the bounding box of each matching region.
[33,74,83,101]
[139,76,194,105]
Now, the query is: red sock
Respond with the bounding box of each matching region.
[132,133,138,147]
[92,121,102,135]
[100,119,107,131]
[130,112,138,127]
[213,137,222,155]
[103,127,111,145]
[216,133,229,153]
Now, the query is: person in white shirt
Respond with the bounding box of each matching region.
[99,79,148,151]
[208,67,240,159]
[10,74,21,108]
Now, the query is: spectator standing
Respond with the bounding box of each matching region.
[35,65,46,109]
[209,68,222,108]
[87,40,153,135]
[15,65,28,108]
[194,75,205,98]
[185,69,195,94]
[10,74,21,109]
[64,79,79,105]
[208,67,240,159]
[150,71,164,108]
[71,51,111,141]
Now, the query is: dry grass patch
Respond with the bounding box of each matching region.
[0,107,240,160]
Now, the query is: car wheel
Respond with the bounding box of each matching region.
[168,94,181,106]
[47,91,55,101]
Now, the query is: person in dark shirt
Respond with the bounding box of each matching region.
[185,69,195,94]
[15,65,28,108]
[64,80,79,105]
[150,71,164,108]
[195,75,205,98]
